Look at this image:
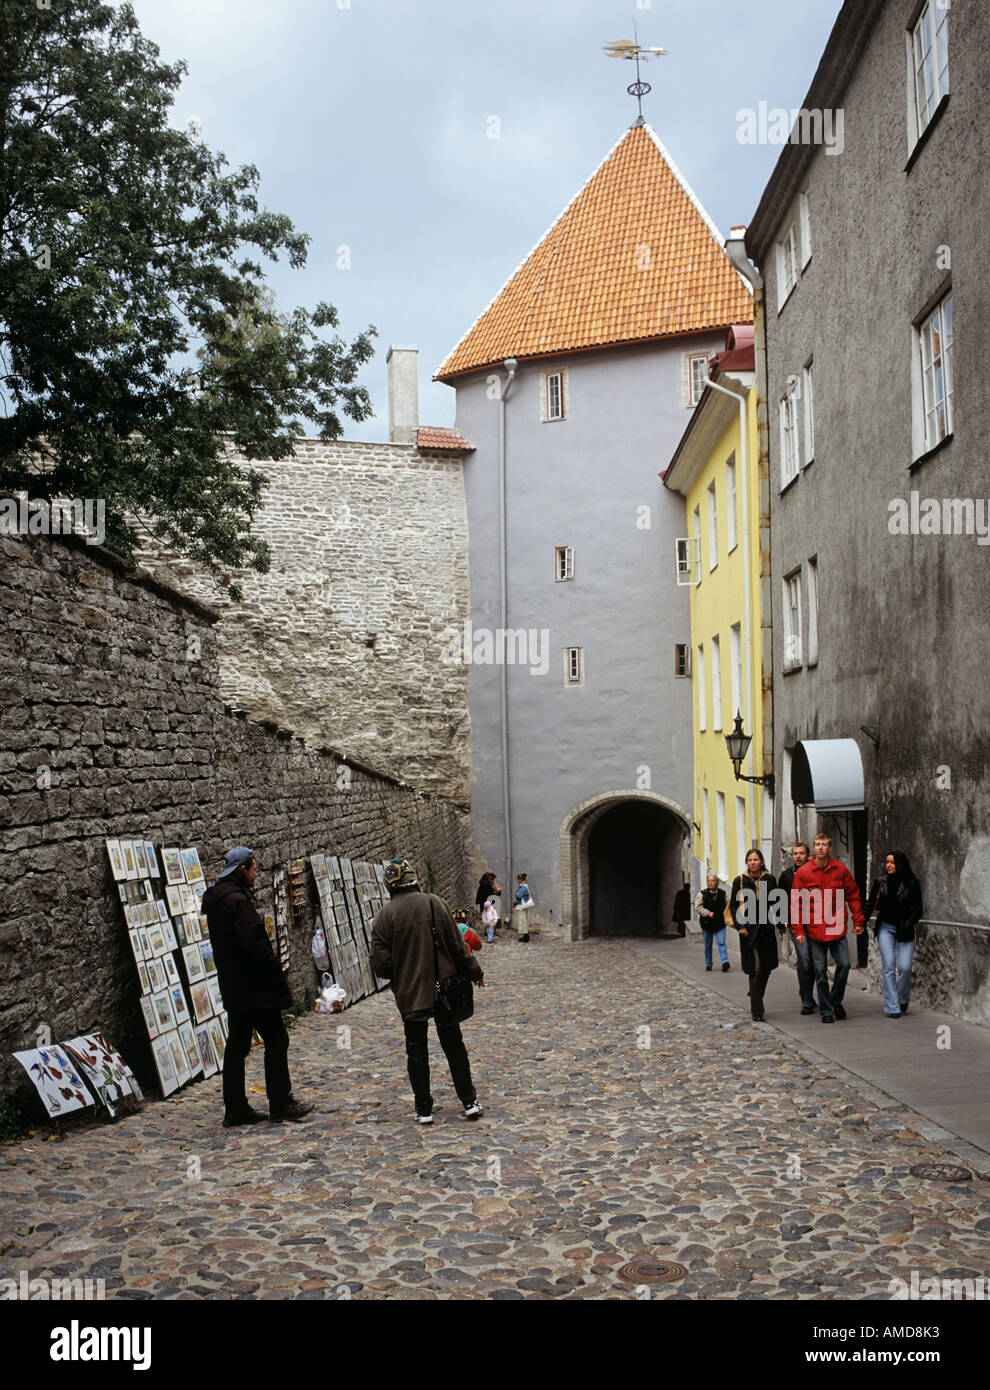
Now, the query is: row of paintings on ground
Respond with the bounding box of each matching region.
[107,837,228,1098]
[311,856,390,1007]
[12,1033,143,1119]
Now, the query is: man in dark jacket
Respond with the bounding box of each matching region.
[202,846,313,1127]
[370,857,485,1125]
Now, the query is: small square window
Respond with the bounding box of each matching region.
[674,644,691,678]
[554,546,574,581]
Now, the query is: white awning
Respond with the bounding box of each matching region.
[791,739,866,812]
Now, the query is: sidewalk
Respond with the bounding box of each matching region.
[660,931,990,1164]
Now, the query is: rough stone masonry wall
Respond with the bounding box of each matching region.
[139,438,471,804]
[0,531,478,1110]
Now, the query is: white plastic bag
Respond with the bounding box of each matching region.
[315,971,347,1013]
[311,924,330,972]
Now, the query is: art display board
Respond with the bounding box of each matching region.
[12,1044,93,1117]
[309,854,391,1007]
[62,1033,144,1118]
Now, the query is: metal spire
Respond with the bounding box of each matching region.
[603,20,670,127]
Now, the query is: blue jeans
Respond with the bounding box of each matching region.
[701,925,728,966]
[793,934,815,1007]
[877,923,914,1015]
[808,936,850,1018]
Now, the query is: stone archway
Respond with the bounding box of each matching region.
[560,789,691,941]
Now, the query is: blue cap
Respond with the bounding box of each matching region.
[219,846,255,878]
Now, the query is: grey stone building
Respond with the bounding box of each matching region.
[744,0,990,1020]
[436,122,754,938]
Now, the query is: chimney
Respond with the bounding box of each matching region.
[386,346,419,444]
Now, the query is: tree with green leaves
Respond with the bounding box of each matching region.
[0,0,376,594]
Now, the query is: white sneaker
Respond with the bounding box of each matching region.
[463,1100,483,1119]
[416,1111,433,1125]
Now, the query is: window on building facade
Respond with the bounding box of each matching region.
[675,536,701,587]
[702,791,712,871]
[783,570,803,670]
[716,791,728,880]
[707,480,718,570]
[675,644,691,678]
[689,354,709,407]
[803,362,815,465]
[711,634,723,732]
[697,643,706,732]
[725,453,738,552]
[563,646,583,685]
[807,558,819,667]
[730,622,742,721]
[780,389,801,487]
[693,505,702,577]
[776,221,799,310]
[555,546,574,581]
[920,293,953,449]
[546,371,564,421]
[913,1,949,141]
[736,795,748,875]
[799,192,812,269]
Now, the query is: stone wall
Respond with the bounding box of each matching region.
[0,530,478,1109]
[139,437,471,804]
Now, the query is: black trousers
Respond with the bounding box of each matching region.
[403,1016,476,1114]
[223,1006,291,1115]
[748,944,773,1018]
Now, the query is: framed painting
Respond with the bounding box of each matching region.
[161,919,178,953]
[163,953,181,987]
[12,1046,92,1117]
[165,885,184,917]
[199,939,217,977]
[263,912,276,943]
[169,983,190,1024]
[206,976,224,1015]
[140,995,159,1039]
[178,883,199,918]
[182,944,205,983]
[156,899,169,924]
[137,962,151,995]
[161,848,185,886]
[179,848,205,887]
[118,883,128,904]
[62,1034,138,1116]
[217,1011,228,1040]
[165,1029,190,1088]
[138,928,153,960]
[145,958,165,992]
[122,904,136,930]
[144,842,161,879]
[177,1021,203,1079]
[172,917,188,948]
[133,840,149,878]
[151,989,177,1032]
[190,981,213,1025]
[194,1025,217,1078]
[206,1016,226,1066]
[147,924,167,958]
[184,914,201,944]
[151,1034,179,1097]
[106,838,126,881]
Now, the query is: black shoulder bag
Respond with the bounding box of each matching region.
[428,895,474,1025]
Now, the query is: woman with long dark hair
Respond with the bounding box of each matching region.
[730,848,779,1022]
[865,850,923,1018]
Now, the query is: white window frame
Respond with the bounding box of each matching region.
[919,293,953,449]
[563,646,583,686]
[546,371,564,421]
[675,536,701,587]
[799,192,812,270]
[725,453,738,552]
[782,570,803,671]
[776,221,799,311]
[716,791,728,881]
[807,557,819,667]
[554,545,574,581]
[707,480,718,571]
[674,644,691,679]
[688,354,710,407]
[736,795,748,878]
[697,643,706,732]
[702,791,712,871]
[780,389,801,488]
[802,362,815,466]
[711,634,723,732]
[912,1,949,143]
[730,622,742,723]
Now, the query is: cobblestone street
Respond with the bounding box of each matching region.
[3,936,989,1302]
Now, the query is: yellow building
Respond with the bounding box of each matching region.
[664,324,772,891]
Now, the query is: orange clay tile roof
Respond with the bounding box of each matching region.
[416,425,475,452]
[436,123,753,382]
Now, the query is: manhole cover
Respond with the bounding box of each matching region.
[617,1259,687,1285]
[909,1162,973,1182]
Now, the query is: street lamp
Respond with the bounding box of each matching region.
[725,711,775,798]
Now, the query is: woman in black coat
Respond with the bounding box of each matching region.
[730,848,779,1022]
[864,850,923,1018]
[475,871,501,915]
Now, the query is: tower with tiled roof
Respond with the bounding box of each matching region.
[438,122,752,940]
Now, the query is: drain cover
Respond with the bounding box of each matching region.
[617,1259,687,1285]
[909,1162,973,1182]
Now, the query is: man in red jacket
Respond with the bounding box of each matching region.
[790,833,865,1024]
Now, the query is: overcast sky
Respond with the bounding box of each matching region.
[125,0,844,439]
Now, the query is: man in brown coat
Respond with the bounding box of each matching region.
[370,857,485,1124]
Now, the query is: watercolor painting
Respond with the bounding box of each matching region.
[140,996,158,1039]
[206,1016,226,1066]
[161,847,184,886]
[166,1029,190,1087]
[151,1034,179,1097]
[182,943,205,983]
[106,838,126,881]
[179,847,205,886]
[217,1011,228,1040]
[190,981,213,1025]
[12,1045,92,1117]
[185,914,202,943]
[63,1033,142,1117]
[161,919,177,952]
[132,840,149,877]
[163,954,181,987]
[144,842,161,879]
[172,917,188,947]
[151,989,177,1032]
[207,976,225,1015]
[145,957,166,992]
[146,924,167,957]
[165,885,184,917]
[178,883,198,917]
[199,939,217,977]
[169,983,190,1023]
[177,1021,203,1079]
[137,963,151,994]
[156,899,169,923]
[194,1025,217,1078]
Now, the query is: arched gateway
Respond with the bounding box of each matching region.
[559,790,692,941]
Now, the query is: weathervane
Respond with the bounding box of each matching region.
[603,22,669,126]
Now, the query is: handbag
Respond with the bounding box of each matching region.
[429,896,474,1025]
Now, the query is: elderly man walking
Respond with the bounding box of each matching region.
[202,846,314,1127]
[370,857,485,1125]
